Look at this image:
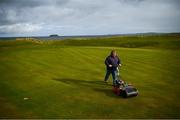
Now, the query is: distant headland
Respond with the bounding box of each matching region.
[49,34,59,37]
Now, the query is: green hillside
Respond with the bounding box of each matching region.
[0,35,180,118]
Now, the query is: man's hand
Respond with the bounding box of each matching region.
[109,64,112,67]
[119,64,122,67]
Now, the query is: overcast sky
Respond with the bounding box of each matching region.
[0,0,180,37]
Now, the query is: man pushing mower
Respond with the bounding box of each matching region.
[104,50,138,98]
[104,50,121,86]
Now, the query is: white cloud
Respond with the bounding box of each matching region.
[0,23,42,34]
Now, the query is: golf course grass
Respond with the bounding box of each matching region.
[0,35,180,118]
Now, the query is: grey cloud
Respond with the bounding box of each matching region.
[0,0,180,36]
[0,0,68,8]
[0,0,70,25]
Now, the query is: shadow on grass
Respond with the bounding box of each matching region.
[52,78,119,98]
[53,78,112,87]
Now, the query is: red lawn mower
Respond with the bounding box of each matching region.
[112,68,138,98]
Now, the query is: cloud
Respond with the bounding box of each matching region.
[0,0,180,36]
[0,23,42,34]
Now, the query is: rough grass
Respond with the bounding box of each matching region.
[0,35,180,118]
[50,35,180,49]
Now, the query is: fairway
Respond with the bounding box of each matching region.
[0,38,180,118]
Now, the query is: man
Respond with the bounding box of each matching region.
[104,50,121,86]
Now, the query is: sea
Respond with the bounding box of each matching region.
[0,35,120,41]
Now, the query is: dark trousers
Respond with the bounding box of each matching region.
[104,69,118,85]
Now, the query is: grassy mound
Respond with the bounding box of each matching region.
[51,35,180,49]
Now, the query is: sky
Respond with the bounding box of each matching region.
[0,0,180,37]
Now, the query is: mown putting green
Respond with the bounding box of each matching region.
[0,36,180,118]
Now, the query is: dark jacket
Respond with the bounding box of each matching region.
[105,55,121,70]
